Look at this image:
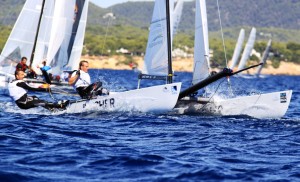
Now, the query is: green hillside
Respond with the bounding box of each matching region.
[2,1,300,31]
[86,0,300,42]
[0,0,299,67]
[87,1,300,30]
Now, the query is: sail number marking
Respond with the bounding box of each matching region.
[95,98,115,108]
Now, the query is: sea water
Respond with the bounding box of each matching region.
[0,69,299,181]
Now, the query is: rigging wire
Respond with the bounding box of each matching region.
[95,8,114,84]
[216,0,228,68]
[216,0,233,95]
[100,9,113,57]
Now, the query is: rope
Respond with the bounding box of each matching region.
[47,86,56,101]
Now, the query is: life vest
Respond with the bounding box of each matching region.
[8,80,27,101]
[16,63,28,71]
[71,70,91,88]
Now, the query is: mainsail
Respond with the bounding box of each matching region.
[237,27,256,70]
[0,0,89,76]
[143,0,175,76]
[192,0,210,85]
[0,0,42,74]
[229,29,245,69]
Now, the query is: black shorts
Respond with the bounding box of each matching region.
[15,94,47,109]
[76,82,102,99]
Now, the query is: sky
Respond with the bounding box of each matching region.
[90,0,153,8]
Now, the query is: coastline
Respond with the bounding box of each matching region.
[83,55,300,75]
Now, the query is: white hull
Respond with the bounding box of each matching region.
[174,90,292,119]
[63,82,182,114]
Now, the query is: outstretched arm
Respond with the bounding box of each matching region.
[16,82,49,92]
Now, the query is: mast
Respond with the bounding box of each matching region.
[29,0,46,67]
[166,0,173,83]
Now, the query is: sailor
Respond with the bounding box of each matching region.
[8,70,69,111]
[16,57,36,78]
[68,60,109,99]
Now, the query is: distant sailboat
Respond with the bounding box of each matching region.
[229,29,245,70]
[237,27,256,70]
[255,39,272,76]
[174,0,292,118]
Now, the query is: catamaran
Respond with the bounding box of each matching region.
[173,0,292,119]
[0,0,89,88]
[57,0,182,114]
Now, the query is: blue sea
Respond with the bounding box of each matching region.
[0,69,299,181]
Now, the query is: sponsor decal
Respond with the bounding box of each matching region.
[81,98,115,109]
[280,92,287,103]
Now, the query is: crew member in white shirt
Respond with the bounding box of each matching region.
[8,70,69,111]
[68,60,109,99]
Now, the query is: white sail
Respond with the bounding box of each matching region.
[0,0,42,75]
[43,0,71,74]
[40,0,88,75]
[32,0,68,75]
[67,0,89,71]
[192,0,210,85]
[172,0,184,36]
[237,27,256,70]
[0,0,88,76]
[256,39,272,76]
[229,29,245,69]
[143,0,174,76]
